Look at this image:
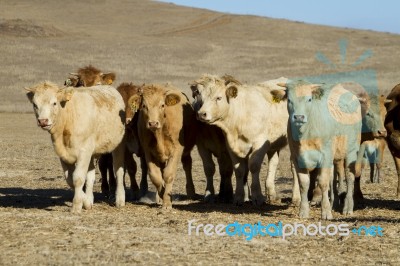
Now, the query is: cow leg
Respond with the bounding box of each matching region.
[60,159,74,189]
[217,153,233,203]
[336,160,346,208]
[182,151,196,199]
[125,148,140,200]
[265,150,279,203]
[139,155,148,198]
[310,170,321,206]
[318,167,333,220]
[83,158,95,210]
[343,164,356,215]
[248,149,267,206]
[197,145,216,202]
[370,163,376,183]
[291,161,301,206]
[393,155,400,198]
[147,160,164,204]
[231,154,246,206]
[163,152,182,209]
[297,167,310,219]
[112,142,125,208]
[71,154,92,213]
[108,155,117,197]
[98,155,110,198]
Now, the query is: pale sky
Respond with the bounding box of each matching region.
[158,0,400,34]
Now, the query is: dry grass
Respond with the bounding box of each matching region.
[0,0,400,264]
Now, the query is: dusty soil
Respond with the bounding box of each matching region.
[0,0,399,265]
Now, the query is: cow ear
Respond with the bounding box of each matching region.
[189,83,199,98]
[270,89,287,103]
[226,85,238,99]
[277,82,288,88]
[128,95,142,113]
[165,93,181,106]
[57,88,74,102]
[311,85,323,99]
[25,87,35,103]
[101,72,116,85]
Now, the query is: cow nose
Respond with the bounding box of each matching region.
[378,130,387,137]
[294,115,305,122]
[148,121,159,128]
[37,119,49,127]
[198,112,207,120]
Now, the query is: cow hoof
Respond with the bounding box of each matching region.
[131,190,141,201]
[321,211,333,220]
[233,197,244,206]
[291,198,301,207]
[186,186,196,199]
[115,199,125,208]
[83,198,93,210]
[162,202,172,210]
[252,196,265,206]
[204,193,216,203]
[70,206,82,214]
[266,195,280,204]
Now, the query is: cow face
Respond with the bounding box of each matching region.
[138,87,181,131]
[26,83,73,131]
[126,92,142,124]
[362,95,387,138]
[285,83,323,127]
[191,78,238,124]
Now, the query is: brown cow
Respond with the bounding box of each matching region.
[116,82,148,199]
[65,65,116,87]
[129,84,197,209]
[384,83,400,198]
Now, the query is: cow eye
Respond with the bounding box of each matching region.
[142,104,146,109]
[216,96,222,101]
[161,104,165,108]
[308,98,312,102]
[53,102,57,106]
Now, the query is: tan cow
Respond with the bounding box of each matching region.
[26,81,126,212]
[191,74,293,206]
[129,84,197,209]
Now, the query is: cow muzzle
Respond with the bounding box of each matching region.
[37,118,52,130]
[197,111,210,123]
[374,129,387,138]
[293,114,307,125]
[147,121,160,131]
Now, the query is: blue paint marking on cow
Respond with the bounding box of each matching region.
[287,81,362,169]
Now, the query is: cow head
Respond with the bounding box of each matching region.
[116,82,143,125]
[361,95,387,138]
[274,81,323,127]
[133,85,181,131]
[26,82,73,131]
[190,74,240,124]
[65,65,116,87]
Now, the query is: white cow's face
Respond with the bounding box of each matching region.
[191,82,237,124]
[26,83,73,131]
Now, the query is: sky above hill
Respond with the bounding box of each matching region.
[158,0,400,34]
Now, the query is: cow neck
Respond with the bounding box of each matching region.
[151,126,170,162]
[49,104,76,164]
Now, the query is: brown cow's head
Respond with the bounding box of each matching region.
[132,85,181,131]
[26,81,73,131]
[116,82,143,125]
[65,65,116,87]
[190,74,240,124]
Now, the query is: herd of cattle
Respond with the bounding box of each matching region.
[25,65,400,219]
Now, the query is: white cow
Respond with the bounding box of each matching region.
[191,74,296,206]
[26,81,126,212]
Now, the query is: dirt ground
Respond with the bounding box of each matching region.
[1,0,400,265]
